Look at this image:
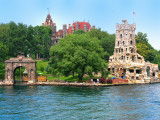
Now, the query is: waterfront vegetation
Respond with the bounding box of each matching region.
[0,22,160,82]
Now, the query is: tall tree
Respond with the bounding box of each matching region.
[0,42,8,67]
[87,28,115,60]
[33,26,52,59]
[50,34,107,81]
[136,32,155,61]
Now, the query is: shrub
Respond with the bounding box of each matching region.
[107,79,112,84]
[99,78,107,84]
[99,78,112,84]
[46,65,51,73]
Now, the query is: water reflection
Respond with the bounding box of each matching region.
[0,84,160,119]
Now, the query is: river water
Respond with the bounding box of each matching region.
[0,84,160,120]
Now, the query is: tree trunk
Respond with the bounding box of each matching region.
[78,74,83,82]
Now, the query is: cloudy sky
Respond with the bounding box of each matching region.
[0,0,160,50]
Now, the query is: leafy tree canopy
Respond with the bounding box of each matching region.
[0,22,52,59]
[50,34,107,81]
[0,42,8,67]
[87,28,115,60]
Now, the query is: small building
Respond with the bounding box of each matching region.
[109,20,159,83]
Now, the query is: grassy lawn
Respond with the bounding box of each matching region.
[0,60,100,82]
[47,74,91,82]
[36,60,49,75]
[36,60,101,82]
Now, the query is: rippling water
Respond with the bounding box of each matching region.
[0,84,160,120]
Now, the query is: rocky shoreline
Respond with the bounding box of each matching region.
[0,81,157,87]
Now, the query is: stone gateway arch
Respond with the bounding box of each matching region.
[4,55,37,85]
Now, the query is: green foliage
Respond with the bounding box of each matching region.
[40,66,44,72]
[36,60,49,75]
[0,22,52,59]
[50,33,107,81]
[0,42,9,63]
[46,65,51,74]
[0,63,5,80]
[73,30,85,34]
[136,32,160,69]
[87,28,115,60]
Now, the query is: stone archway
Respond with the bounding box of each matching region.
[4,55,37,85]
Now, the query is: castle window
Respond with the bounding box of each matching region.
[118,41,119,46]
[121,48,123,52]
[130,41,132,45]
[129,69,134,73]
[126,34,127,39]
[121,56,123,60]
[130,34,132,39]
[136,70,142,74]
[120,34,122,38]
[126,48,127,51]
[116,49,118,53]
[123,41,125,45]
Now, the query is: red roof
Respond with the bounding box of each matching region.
[67,22,91,34]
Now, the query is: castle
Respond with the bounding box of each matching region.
[109,20,159,83]
[42,13,95,44]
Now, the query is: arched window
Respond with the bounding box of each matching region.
[130,41,133,45]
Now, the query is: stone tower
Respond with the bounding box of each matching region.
[109,20,159,83]
[114,19,138,62]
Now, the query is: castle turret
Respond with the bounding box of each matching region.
[63,24,67,38]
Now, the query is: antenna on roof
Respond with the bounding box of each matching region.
[84,19,85,22]
[47,8,49,14]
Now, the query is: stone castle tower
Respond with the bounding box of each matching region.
[113,20,144,63]
[109,20,159,83]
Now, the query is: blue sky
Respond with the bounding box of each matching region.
[0,0,160,50]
